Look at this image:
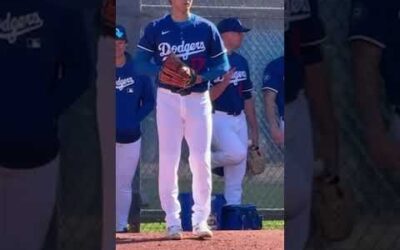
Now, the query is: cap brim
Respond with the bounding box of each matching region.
[242,27,251,32]
[116,38,128,42]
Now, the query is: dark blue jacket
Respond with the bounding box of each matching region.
[116,54,155,143]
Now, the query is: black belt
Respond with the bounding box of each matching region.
[213,109,242,116]
[160,86,192,96]
[159,84,206,96]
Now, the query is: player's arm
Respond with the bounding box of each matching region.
[263,91,278,129]
[51,7,91,117]
[303,49,339,175]
[243,67,259,147]
[204,23,230,86]
[351,41,400,168]
[209,67,235,101]
[262,63,283,147]
[299,9,339,175]
[352,40,385,136]
[244,96,259,148]
[263,90,283,145]
[134,22,161,76]
[136,76,155,123]
[349,0,400,168]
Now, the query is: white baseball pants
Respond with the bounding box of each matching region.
[211,111,248,205]
[156,88,213,228]
[115,139,141,231]
[0,157,59,250]
[285,92,314,250]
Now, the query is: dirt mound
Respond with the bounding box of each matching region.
[116,230,283,250]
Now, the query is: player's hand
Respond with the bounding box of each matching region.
[271,126,284,148]
[366,134,400,169]
[221,68,236,85]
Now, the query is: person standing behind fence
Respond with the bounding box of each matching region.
[262,56,284,148]
[115,25,155,233]
[209,17,259,205]
[134,0,229,240]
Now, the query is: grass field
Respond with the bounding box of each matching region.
[139,220,284,233]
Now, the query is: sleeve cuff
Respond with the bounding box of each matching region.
[262,86,278,93]
[348,35,386,49]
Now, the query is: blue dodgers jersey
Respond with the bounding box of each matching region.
[211,52,253,115]
[116,54,154,143]
[0,0,90,168]
[138,14,227,92]
[349,0,400,106]
[263,56,285,118]
[285,0,326,103]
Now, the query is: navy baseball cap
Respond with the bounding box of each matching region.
[115,25,128,41]
[217,17,251,34]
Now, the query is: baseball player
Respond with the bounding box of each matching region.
[262,56,284,148]
[135,0,229,239]
[209,17,259,205]
[349,0,400,168]
[115,25,155,233]
[285,0,340,249]
[0,2,90,250]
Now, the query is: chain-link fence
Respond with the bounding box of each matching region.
[307,0,400,249]
[117,0,284,232]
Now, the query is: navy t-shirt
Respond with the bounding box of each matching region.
[137,14,227,93]
[263,56,285,118]
[349,0,400,106]
[116,54,155,143]
[285,0,326,103]
[211,52,253,115]
[0,0,91,168]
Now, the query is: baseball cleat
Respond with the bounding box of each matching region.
[192,222,213,239]
[166,225,183,240]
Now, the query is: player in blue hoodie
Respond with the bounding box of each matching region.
[115,25,155,233]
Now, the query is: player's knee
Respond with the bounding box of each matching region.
[226,148,247,165]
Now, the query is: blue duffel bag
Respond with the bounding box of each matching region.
[220,204,263,230]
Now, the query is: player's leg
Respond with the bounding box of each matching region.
[183,91,213,232]
[211,112,248,167]
[156,89,185,229]
[115,139,141,232]
[223,113,249,205]
[0,157,59,250]
[285,92,314,250]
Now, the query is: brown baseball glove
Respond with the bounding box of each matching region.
[246,145,267,175]
[159,54,197,89]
